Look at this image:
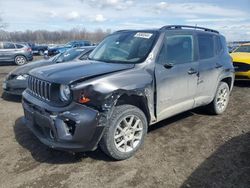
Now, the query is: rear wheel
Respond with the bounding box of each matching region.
[207,82,230,115]
[15,55,27,65]
[100,105,148,160]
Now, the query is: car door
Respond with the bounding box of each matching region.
[195,34,222,107]
[155,32,199,122]
[2,42,17,61]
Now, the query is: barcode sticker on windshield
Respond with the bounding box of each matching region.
[134,32,153,39]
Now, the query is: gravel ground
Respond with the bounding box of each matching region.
[0,61,249,188]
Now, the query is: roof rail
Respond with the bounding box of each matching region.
[114,30,132,33]
[160,25,219,34]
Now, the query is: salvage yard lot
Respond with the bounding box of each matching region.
[0,63,249,188]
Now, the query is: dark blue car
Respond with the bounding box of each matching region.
[44,40,92,57]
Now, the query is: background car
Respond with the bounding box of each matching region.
[2,46,95,96]
[0,42,33,65]
[44,40,92,57]
[230,43,250,79]
[30,43,48,56]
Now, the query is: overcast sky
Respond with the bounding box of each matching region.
[0,0,250,41]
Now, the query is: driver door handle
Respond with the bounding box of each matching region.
[163,63,174,69]
[188,68,198,75]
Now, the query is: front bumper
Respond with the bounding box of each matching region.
[3,79,27,95]
[22,91,105,152]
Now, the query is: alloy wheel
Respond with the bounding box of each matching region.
[114,115,143,153]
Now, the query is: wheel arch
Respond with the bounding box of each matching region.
[14,54,28,61]
[115,94,151,125]
[220,77,233,91]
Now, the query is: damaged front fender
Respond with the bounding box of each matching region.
[72,67,156,125]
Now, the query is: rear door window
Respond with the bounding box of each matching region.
[16,44,24,49]
[157,34,194,65]
[198,34,214,59]
[3,42,16,49]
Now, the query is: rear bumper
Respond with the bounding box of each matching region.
[26,54,33,61]
[22,91,105,152]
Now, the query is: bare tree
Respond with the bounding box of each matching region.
[0,16,7,29]
[0,28,112,44]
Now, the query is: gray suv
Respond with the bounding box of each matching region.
[22,25,234,160]
[0,42,33,65]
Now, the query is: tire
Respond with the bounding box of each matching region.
[99,105,148,160]
[15,55,27,66]
[207,82,230,115]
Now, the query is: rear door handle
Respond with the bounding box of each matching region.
[188,68,198,75]
[215,64,222,68]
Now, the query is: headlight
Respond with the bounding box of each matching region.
[60,84,71,101]
[16,74,29,80]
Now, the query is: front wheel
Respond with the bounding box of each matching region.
[15,55,27,65]
[100,105,148,160]
[207,82,230,115]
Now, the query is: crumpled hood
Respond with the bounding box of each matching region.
[11,59,53,76]
[230,52,250,64]
[29,60,135,84]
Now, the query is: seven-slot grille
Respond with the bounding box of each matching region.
[28,76,51,101]
[233,62,250,72]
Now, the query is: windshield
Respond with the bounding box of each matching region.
[234,45,250,53]
[53,48,84,63]
[89,31,158,64]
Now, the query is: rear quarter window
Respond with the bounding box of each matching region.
[198,34,214,59]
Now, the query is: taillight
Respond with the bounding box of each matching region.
[27,47,32,52]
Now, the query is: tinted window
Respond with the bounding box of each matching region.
[215,36,223,55]
[157,35,194,65]
[84,41,91,46]
[198,34,214,59]
[234,45,250,53]
[3,42,15,49]
[16,44,24,49]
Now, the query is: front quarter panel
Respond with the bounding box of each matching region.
[72,67,155,123]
